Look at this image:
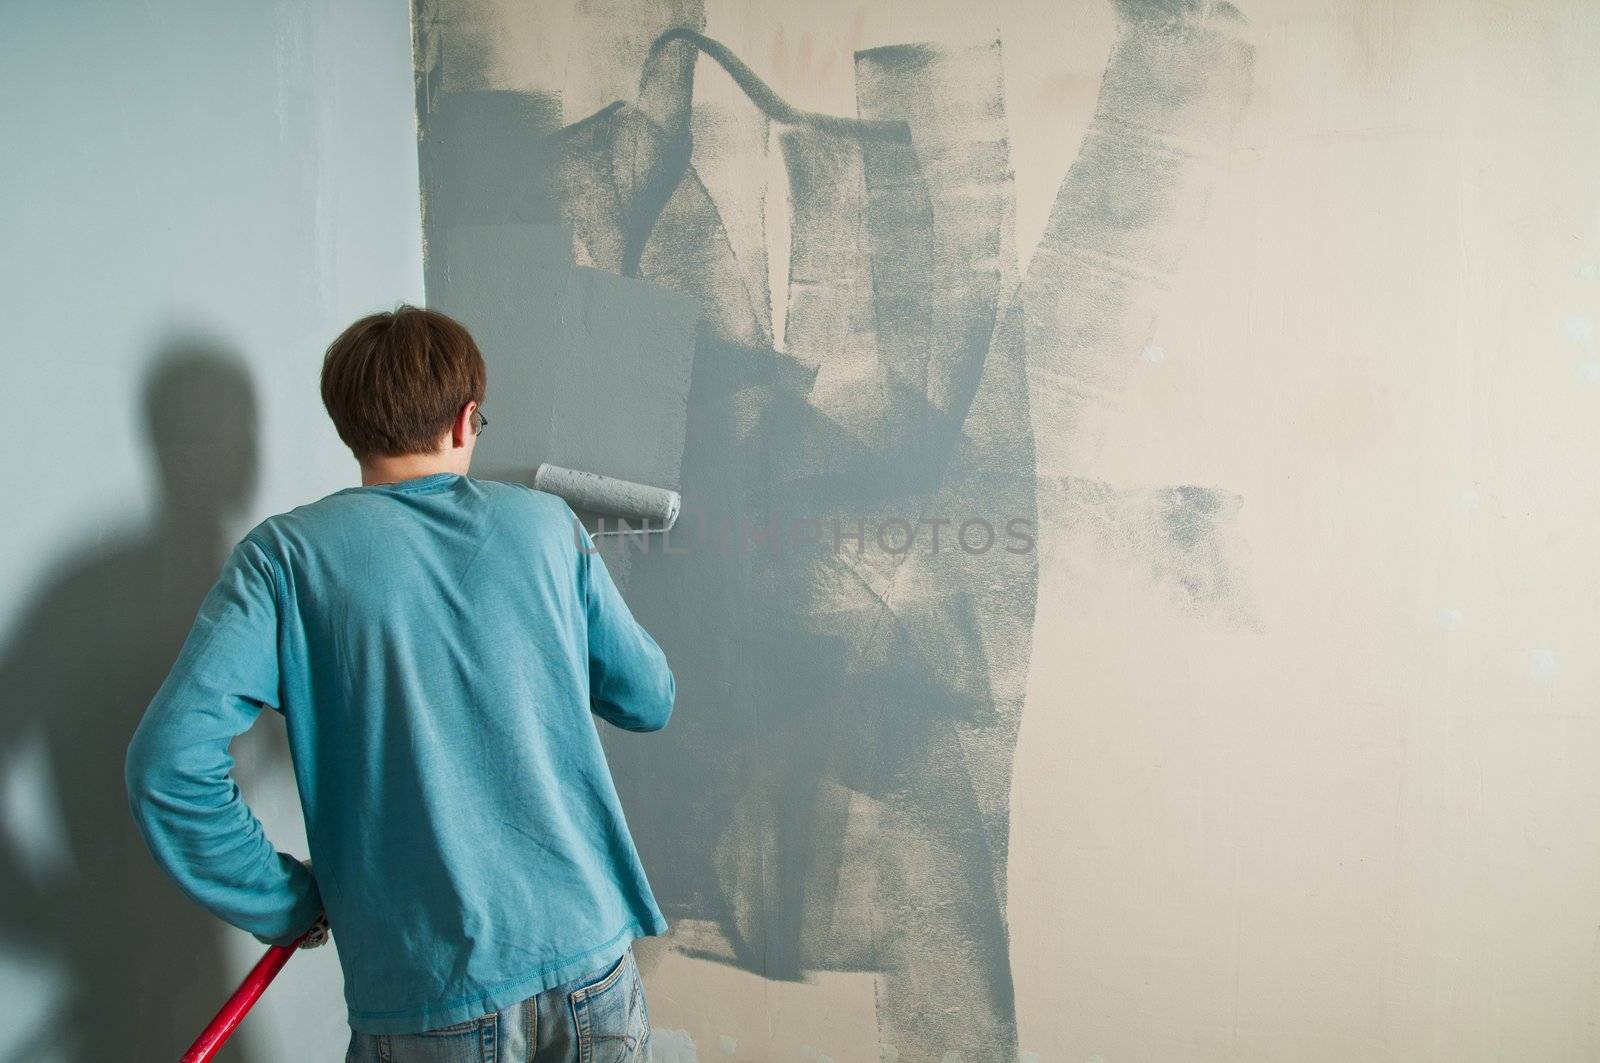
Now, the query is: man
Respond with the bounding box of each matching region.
[125,305,673,1062]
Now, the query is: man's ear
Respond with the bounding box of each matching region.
[450,401,477,449]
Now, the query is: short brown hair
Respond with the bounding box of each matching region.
[320,305,486,461]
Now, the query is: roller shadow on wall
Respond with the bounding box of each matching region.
[0,341,280,1063]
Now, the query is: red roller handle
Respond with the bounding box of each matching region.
[179,926,313,1063]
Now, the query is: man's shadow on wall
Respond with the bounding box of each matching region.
[0,341,279,1062]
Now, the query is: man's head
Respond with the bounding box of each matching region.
[321,305,486,477]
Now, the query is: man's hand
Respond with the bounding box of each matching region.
[298,911,330,950]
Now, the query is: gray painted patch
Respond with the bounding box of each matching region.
[1040,475,1258,624]
[435,224,698,497]
[412,2,1257,1060]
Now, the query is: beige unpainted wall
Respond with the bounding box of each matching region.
[1019,0,1600,1058]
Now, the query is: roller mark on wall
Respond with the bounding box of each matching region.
[1022,0,1254,480]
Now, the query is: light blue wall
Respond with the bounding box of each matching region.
[0,2,421,1059]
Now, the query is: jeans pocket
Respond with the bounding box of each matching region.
[378,1013,498,1063]
[569,948,647,1063]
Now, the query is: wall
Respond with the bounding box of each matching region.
[413,1,1600,1061]
[0,2,422,1059]
[5,1,1598,1060]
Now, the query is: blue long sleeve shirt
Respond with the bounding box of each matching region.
[124,472,673,1033]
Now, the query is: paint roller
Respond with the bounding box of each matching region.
[533,464,681,535]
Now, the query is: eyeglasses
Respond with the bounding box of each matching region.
[473,407,488,436]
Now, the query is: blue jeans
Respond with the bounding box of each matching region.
[345,946,651,1063]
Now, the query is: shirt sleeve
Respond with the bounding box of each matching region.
[576,525,676,733]
[124,536,321,946]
